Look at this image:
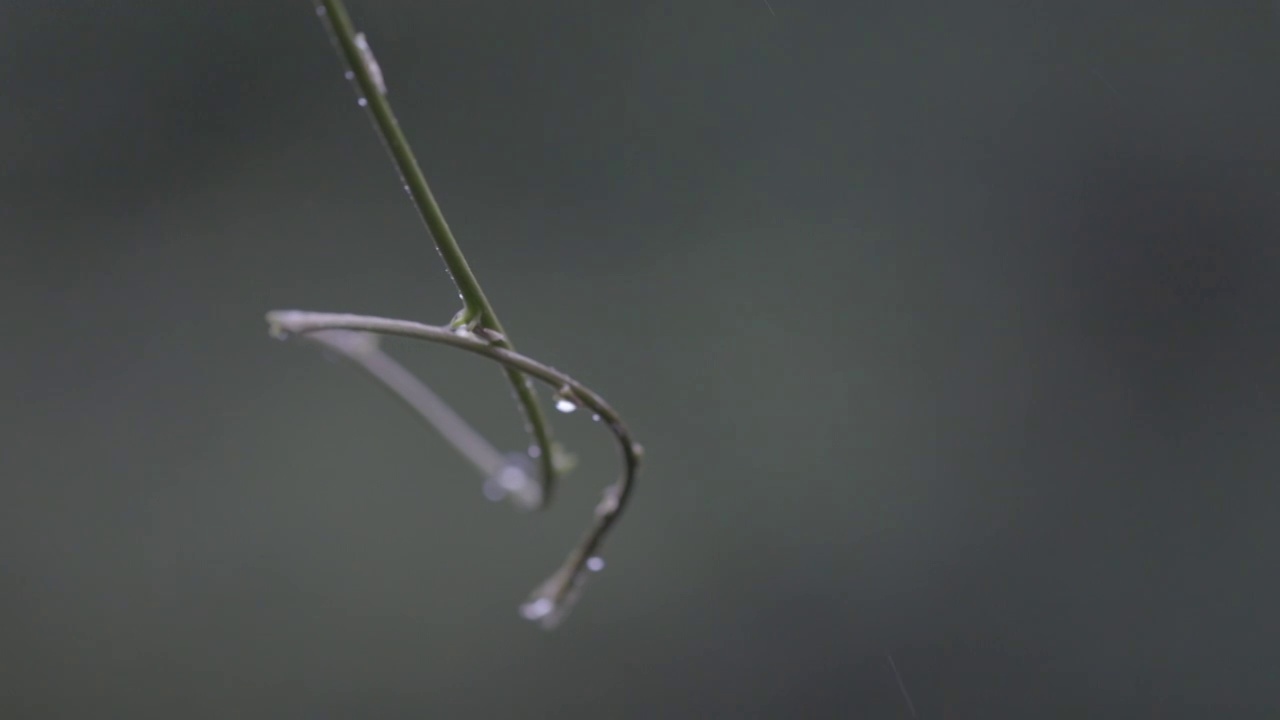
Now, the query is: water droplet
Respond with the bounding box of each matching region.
[521,563,597,629]
[344,70,354,80]
[520,597,554,621]
[357,97,368,107]
[483,453,541,510]
[595,485,622,516]
[527,444,542,459]
[315,5,326,15]
[354,32,387,95]
[553,386,578,413]
[591,413,601,422]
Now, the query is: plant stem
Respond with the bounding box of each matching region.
[313,0,558,503]
[300,329,545,510]
[268,310,642,627]
[302,330,504,476]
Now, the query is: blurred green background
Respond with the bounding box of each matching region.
[3,1,1278,716]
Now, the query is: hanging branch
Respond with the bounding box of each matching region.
[267,2,643,627]
[311,0,559,502]
[267,311,642,628]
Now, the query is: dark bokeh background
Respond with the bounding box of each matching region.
[3,1,1278,716]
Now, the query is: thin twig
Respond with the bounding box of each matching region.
[300,330,546,509]
[312,0,559,503]
[267,310,642,628]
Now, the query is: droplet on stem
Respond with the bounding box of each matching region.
[553,386,578,414]
[482,452,541,511]
[354,32,387,95]
[519,558,602,629]
[520,597,555,622]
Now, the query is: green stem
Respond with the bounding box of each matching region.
[314,0,558,501]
